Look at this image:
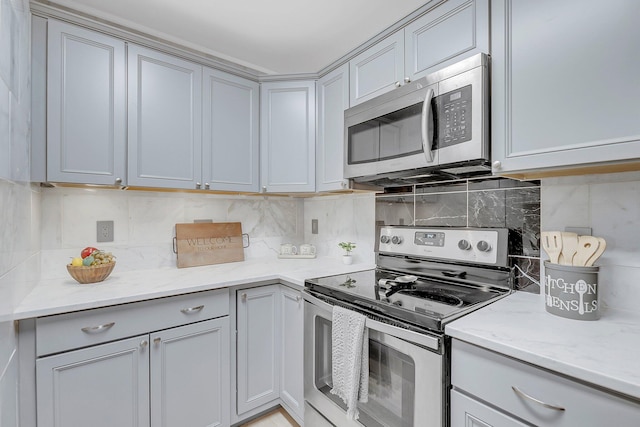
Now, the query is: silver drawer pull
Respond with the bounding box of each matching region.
[512,386,566,411]
[81,322,115,334]
[180,305,204,314]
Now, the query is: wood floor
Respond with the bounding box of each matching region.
[240,407,300,427]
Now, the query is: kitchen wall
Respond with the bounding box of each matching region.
[541,171,640,312]
[0,0,34,425]
[39,188,377,276]
[303,192,376,264]
[376,177,541,291]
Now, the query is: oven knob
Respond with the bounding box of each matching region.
[391,236,403,245]
[458,239,472,250]
[477,240,492,252]
[380,235,390,244]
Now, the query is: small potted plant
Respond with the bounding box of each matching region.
[338,242,356,265]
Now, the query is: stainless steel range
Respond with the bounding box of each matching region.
[303,226,513,427]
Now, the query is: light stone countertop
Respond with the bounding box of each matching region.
[13,260,640,403]
[446,291,640,402]
[11,257,375,320]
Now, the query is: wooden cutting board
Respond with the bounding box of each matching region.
[175,222,245,268]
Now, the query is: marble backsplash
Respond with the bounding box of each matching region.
[376,177,541,292]
[39,188,377,278]
[541,171,640,312]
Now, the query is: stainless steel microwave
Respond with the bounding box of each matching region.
[344,53,490,185]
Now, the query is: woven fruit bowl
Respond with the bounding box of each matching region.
[67,262,116,284]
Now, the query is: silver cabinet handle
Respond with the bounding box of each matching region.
[421,88,435,162]
[115,177,122,184]
[241,293,247,302]
[81,322,115,334]
[395,81,401,88]
[512,386,566,411]
[196,182,202,189]
[140,340,148,348]
[180,305,204,314]
[154,337,161,345]
[404,77,411,83]
[493,160,502,170]
[205,182,210,189]
[296,295,301,302]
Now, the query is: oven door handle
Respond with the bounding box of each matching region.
[303,291,440,352]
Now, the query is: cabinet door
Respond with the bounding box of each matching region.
[279,286,304,421]
[316,64,350,192]
[36,335,150,427]
[404,0,489,81]
[46,19,126,185]
[236,286,280,414]
[203,69,260,192]
[349,31,404,106]
[151,317,230,427]
[451,390,529,427]
[491,0,640,176]
[260,81,316,192]
[128,44,202,189]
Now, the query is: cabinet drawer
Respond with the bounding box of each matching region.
[451,390,528,427]
[451,340,640,426]
[36,289,229,356]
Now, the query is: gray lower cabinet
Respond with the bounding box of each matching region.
[35,290,230,427]
[279,285,304,420]
[203,68,260,192]
[316,64,350,192]
[44,19,126,186]
[127,44,203,189]
[36,335,150,427]
[491,0,640,177]
[451,339,640,426]
[260,81,316,193]
[235,284,304,424]
[236,285,280,414]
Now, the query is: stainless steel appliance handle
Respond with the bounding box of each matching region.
[303,291,440,351]
[512,386,566,411]
[421,87,435,162]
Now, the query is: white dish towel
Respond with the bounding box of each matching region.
[330,305,369,420]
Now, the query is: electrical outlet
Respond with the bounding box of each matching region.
[97,221,114,242]
[312,219,318,234]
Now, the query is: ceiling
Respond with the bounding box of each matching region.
[42,0,430,75]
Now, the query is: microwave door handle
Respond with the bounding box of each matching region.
[421,88,435,162]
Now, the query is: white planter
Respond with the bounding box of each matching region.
[342,255,353,265]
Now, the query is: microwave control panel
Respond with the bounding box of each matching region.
[439,84,472,147]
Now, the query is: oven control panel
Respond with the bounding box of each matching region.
[378,226,508,267]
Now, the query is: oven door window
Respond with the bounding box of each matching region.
[314,316,415,427]
[347,103,424,165]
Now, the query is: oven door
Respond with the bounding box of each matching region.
[304,292,445,427]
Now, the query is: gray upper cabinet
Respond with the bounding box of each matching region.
[260,81,316,193]
[46,19,126,185]
[316,64,350,192]
[491,0,640,176]
[203,69,260,192]
[349,0,488,107]
[404,0,488,81]
[128,44,203,189]
[349,31,404,107]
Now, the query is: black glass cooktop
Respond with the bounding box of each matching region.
[305,267,511,332]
